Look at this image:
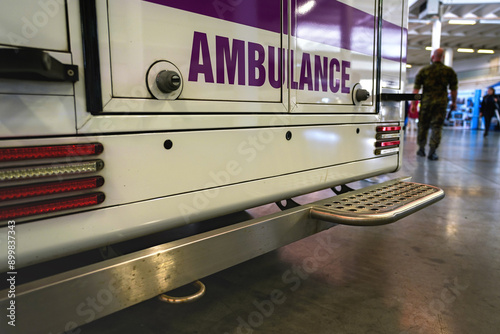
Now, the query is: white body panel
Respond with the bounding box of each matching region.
[0,0,68,51]
[0,95,76,137]
[8,155,397,269]
[0,0,408,270]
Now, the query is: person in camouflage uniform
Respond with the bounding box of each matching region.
[410,48,458,160]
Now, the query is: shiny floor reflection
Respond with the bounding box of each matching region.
[81,128,500,334]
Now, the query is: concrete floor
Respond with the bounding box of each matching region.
[82,128,500,334]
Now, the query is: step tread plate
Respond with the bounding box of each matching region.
[310,179,445,226]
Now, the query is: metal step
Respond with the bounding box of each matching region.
[310,178,444,226]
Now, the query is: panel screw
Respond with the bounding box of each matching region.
[164,140,173,150]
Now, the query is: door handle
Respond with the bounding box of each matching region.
[380,93,421,101]
[0,48,79,83]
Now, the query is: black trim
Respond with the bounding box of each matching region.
[380,93,422,101]
[80,0,103,114]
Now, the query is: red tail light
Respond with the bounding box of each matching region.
[0,193,105,220]
[0,143,103,162]
[0,142,106,221]
[0,177,105,202]
[375,125,401,155]
[376,126,401,132]
[376,140,401,147]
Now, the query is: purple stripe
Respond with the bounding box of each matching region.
[143,0,281,34]
[144,0,406,61]
[295,0,407,61]
[295,0,375,57]
[382,19,407,62]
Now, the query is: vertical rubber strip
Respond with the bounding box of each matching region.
[80,0,103,114]
[281,0,285,104]
[375,0,383,114]
[287,0,292,111]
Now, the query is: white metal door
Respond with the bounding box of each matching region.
[293,0,377,110]
[107,0,284,103]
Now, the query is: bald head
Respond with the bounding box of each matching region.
[432,48,444,62]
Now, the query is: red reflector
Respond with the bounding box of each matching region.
[0,193,105,220]
[376,126,401,132]
[0,177,105,202]
[376,140,401,147]
[0,143,103,162]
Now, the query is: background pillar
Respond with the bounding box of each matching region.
[431,19,442,53]
[472,89,482,130]
[444,48,453,67]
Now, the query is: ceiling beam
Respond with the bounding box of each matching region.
[408,29,500,38]
[409,17,500,23]
[479,4,500,17]
[441,0,500,4]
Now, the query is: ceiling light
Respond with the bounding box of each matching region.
[478,49,495,54]
[448,19,476,25]
[479,19,500,24]
[406,64,412,68]
[457,48,474,53]
[425,46,432,51]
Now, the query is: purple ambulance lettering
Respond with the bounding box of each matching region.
[188,32,214,83]
[328,58,340,93]
[314,55,328,92]
[268,46,284,89]
[299,53,313,91]
[341,60,350,94]
[188,31,351,94]
[216,36,246,85]
[248,42,266,86]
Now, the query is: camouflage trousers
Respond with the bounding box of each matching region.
[417,102,447,150]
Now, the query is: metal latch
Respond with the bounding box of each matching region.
[156,70,181,93]
[0,48,79,82]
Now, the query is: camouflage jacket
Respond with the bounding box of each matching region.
[414,62,458,105]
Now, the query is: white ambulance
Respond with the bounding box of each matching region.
[0,1,441,332]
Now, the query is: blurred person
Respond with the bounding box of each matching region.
[480,87,499,137]
[410,48,458,160]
